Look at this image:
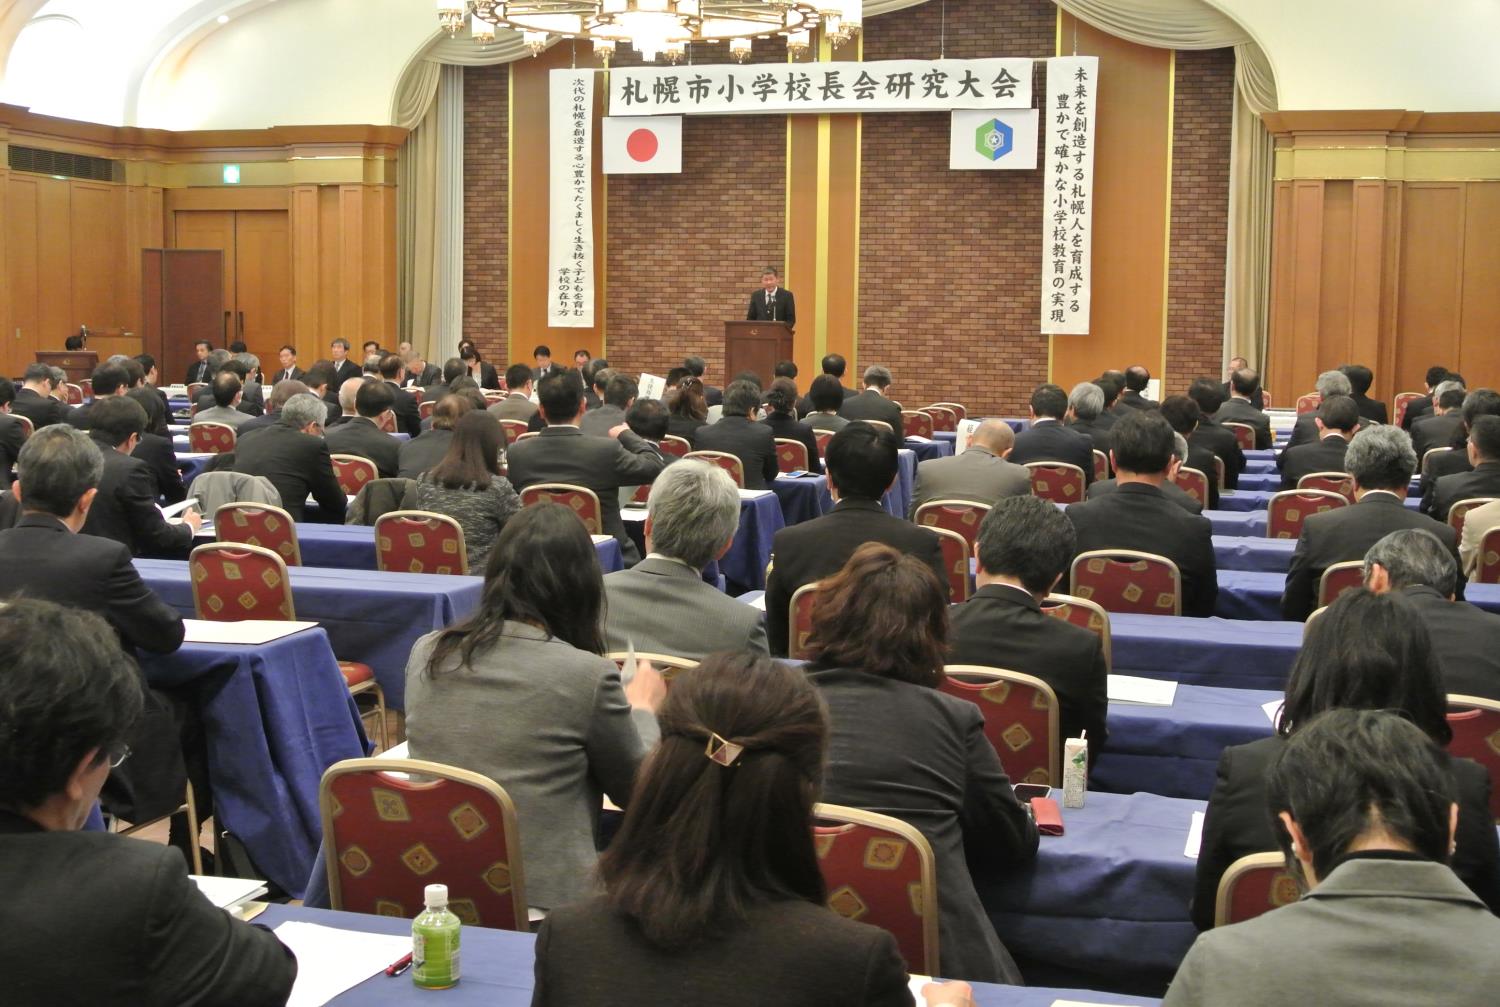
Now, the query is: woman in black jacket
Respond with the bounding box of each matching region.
[760,377,823,474]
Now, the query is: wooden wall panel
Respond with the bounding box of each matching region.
[1394,184,1465,388]
[1459,182,1500,385]
[5,175,40,365]
[290,184,322,360]
[1316,180,1353,371]
[1347,180,1387,375]
[36,177,72,346]
[69,182,123,334]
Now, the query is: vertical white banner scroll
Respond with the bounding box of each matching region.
[549,70,595,328]
[1040,56,1098,335]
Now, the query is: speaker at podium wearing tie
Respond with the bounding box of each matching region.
[747,266,795,329]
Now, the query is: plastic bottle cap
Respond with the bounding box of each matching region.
[424,884,448,908]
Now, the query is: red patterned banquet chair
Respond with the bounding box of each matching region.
[189,421,237,454]
[1446,695,1500,821]
[1214,852,1300,927]
[1092,449,1109,483]
[920,406,957,433]
[788,580,822,661]
[1448,497,1498,540]
[939,665,1060,787]
[1392,391,1425,430]
[913,499,990,554]
[684,450,746,489]
[1172,466,1211,508]
[1295,393,1321,414]
[1040,593,1113,672]
[1069,549,1182,616]
[331,454,379,496]
[1477,527,1500,584]
[814,431,835,458]
[419,399,436,420]
[374,511,469,575]
[519,483,604,535]
[931,401,967,421]
[928,526,971,603]
[901,410,934,439]
[774,438,810,473]
[1025,462,1087,504]
[1266,489,1347,539]
[661,435,692,458]
[1296,471,1355,503]
[215,502,302,566]
[1316,560,1365,609]
[1222,422,1257,452]
[498,419,529,445]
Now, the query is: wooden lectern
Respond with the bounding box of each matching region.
[724,321,793,384]
[35,350,97,383]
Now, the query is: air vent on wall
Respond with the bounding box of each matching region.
[6,144,122,183]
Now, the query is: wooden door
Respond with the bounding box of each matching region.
[173,210,237,347]
[232,210,292,367]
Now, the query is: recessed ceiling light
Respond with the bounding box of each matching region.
[217,14,229,23]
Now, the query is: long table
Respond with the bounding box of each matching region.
[1212,534,1295,573]
[1110,613,1303,690]
[1215,488,1422,513]
[1233,470,1421,495]
[136,559,483,710]
[884,448,918,519]
[1215,569,1500,620]
[255,903,1162,1004]
[141,629,367,897]
[903,437,954,463]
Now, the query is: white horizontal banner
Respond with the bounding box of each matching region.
[609,59,1033,116]
[949,108,1039,170]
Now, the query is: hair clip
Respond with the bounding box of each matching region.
[705,732,745,767]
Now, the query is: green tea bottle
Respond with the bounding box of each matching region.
[412,883,461,990]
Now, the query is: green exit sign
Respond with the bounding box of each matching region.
[222,164,241,184]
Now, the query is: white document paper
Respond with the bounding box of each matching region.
[1051,1001,1143,1007]
[748,592,767,611]
[905,435,934,444]
[1185,811,1205,859]
[182,619,318,646]
[737,488,774,500]
[590,534,613,545]
[273,921,411,1007]
[190,875,267,910]
[159,497,200,520]
[1262,699,1283,727]
[1107,674,1178,706]
[637,373,667,401]
[621,507,649,523]
[954,419,980,454]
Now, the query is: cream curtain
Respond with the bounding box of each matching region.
[396,63,465,361]
[1050,0,1279,371]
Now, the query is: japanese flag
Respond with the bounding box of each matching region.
[602,115,682,174]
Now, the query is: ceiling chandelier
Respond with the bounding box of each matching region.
[436,0,861,64]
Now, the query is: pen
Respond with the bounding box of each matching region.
[385,952,413,977]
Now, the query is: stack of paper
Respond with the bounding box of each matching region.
[1106,674,1178,706]
[182,619,319,646]
[191,875,267,911]
[737,488,774,500]
[272,922,412,1007]
[1184,811,1205,859]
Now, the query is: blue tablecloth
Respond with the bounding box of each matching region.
[135,559,483,710]
[999,417,1033,433]
[1110,612,1303,690]
[1094,685,1281,800]
[904,437,953,462]
[935,431,958,447]
[1242,457,1275,474]
[697,492,785,595]
[769,473,833,526]
[140,629,367,897]
[1215,569,1500,620]
[1204,509,1266,536]
[1213,534,1296,573]
[1234,470,1421,495]
[882,448,917,518]
[257,904,1160,1005]
[1216,489,1422,512]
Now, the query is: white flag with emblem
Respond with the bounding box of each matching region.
[948,108,1038,170]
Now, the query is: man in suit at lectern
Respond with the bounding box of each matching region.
[747,266,795,329]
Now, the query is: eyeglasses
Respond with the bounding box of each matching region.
[108,746,132,769]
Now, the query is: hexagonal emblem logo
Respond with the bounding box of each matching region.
[975,119,1013,161]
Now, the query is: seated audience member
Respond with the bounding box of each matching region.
[1064,380,1112,455]
[233,392,347,523]
[424,356,464,402]
[413,411,520,571]
[1278,395,1358,490]
[1461,496,1500,581]
[1192,589,1500,932]
[361,352,382,376]
[0,378,25,487]
[949,495,1108,762]
[908,418,1028,515]
[459,340,500,390]
[1009,384,1095,482]
[110,356,167,436]
[489,364,538,422]
[80,397,198,558]
[1186,378,1246,489]
[1341,363,1388,425]
[190,371,250,429]
[0,598,296,1006]
[404,504,661,911]
[184,338,215,385]
[666,377,710,446]
[837,365,904,431]
[302,361,342,426]
[507,371,664,566]
[531,343,556,381]
[325,378,399,477]
[696,380,778,490]
[1216,367,1273,448]
[377,353,422,437]
[572,348,591,371]
[760,377,822,475]
[683,354,723,407]
[62,361,128,431]
[1170,708,1500,1007]
[235,378,308,438]
[1218,355,1265,411]
[1364,529,1500,702]
[806,544,1039,983]
[232,352,266,416]
[403,348,439,388]
[1420,388,1500,502]
[1093,372,1124,428]
[1067,410,1219,617]
[764,423,944,656]
[1088,433,1203,514]
[580,359,606,411]
[400,392,470,480]
[794,353,858,417]
[1425,413,1500,522]
[272,344,304,383]
[664,365,690,391]
[1412,381,1468,461]
[1282,425,1457,621]
[1160,395,1222,508]
[1280,369,1355,457]
[1402,365,1451,431]
[603,461,767,658]
[580,372,636,438]
[535,652,973,1007]
[1117,365,1157,410]
[623,399,672,456]
[804,374,851,434]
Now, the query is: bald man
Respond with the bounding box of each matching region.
[908,419,1031,516]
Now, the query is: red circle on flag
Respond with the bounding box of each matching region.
[626,128,658,163]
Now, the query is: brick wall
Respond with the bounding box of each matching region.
[1166,48,1234,394]
[857,0,1055,417]
[462,64,509,363]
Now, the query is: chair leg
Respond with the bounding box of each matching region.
[372,684,390,751]
[183,781,204,875]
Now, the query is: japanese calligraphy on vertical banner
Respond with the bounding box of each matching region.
[549,70,595,328]
[1040,56,1098,335]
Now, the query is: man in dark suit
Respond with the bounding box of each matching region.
[302,361,343,427]
[949,495,1108,764]
[235,379,308,439]
[531,344,556,383]
[1425,415,1500,522]
[1187,379,1247,490]
[683,355,723,407]
[1160,395,1223,508]
[696,380,779,490]
[1010,383,1097,484]
[0,597,296,1007]
[233,393,347,523]
[11,364,72,431]
[507,372,665,566]
[1401,365,1451,431]
[1280,369,1355,459]
[1282,424,1459,621]
[489,364,539,423]
[273,344,305,384]
[1418,388,1500,503]
[325,379,400,478]
[1365,528,1500,702]
[1116,366,1157,410]
[1217,368,1273,449]
[580,371,634,439]
[1341,363,1388,425]
[81,397,198,558]
[326,338,361,393]
[183,339,214,385]
[66,361,134,432]
[764,423,944,656]
[838,365,904,431]
[1066,410,1219,617]
[794,353,859,415]
[1279,395,1358,490]
[1219,355,1265,410]
[1065,381,1113,458]
[746,266,796,328]
[424,357,465,405]
[376,353,422,438]
[1411,383,1467,461]
[402,349,441,388]
[0,378,26,487]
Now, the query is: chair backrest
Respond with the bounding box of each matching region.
[331,454,380,496]
[1091,449,1108,483]
[79,378,92,399]
[64,382,83,405]
[788,581,821,661]
[606,652,699,687]
[901,410,934,439]
[1393,391,1424,430]
[913,499,990,553]
[928,526,971,602]
[409,387,425,404]
[1479,526,1500,584]
[1261,389,1273,409]
[1449,497,1499,539]
[1446,695,1500,821]
[684,450,745,489]
[320,757,529,930]
[812,803,940,976]
[490,419,523,446]
[661,435,692,458]
[1317,560,1365,609]
[1422,446,1453,477]
[186,381,208,400]
[375,410,397,434]
[1040,593,1113,672]
[189,542,295,621]
[13,413,33,439]
[189,421,238,454]
[519,483,604,535]
[813,430,835,458]
[931,401,967,421]
[214,502,302,566]
[516,430,540,442]
[1212,455,1226,491]
[374,510,470,575]
[1213,851,1300,927]
[1266,489,1348,539]
[1295,392,1321,414]
[1172,466,1210,507]
[920,406,957,433]
[1069,549,1182,615]
[418,399,436,420]
[773,438,810,473]
[1025,461,1087,504]
[859,419,895,436]
[940,665,1061,786]
[1222,422,1256,452]
[1296,471,1355,503]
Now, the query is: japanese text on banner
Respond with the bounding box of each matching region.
[610,59,1033,116]
[1040,56,1097,335]
[549,70,595,328]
